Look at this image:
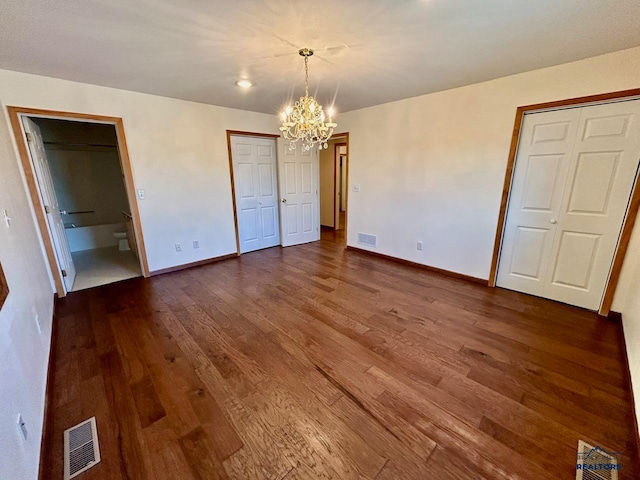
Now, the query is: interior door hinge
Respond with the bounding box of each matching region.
[26,132,33,142]
[61,269,67,277]
[44,205,51,214]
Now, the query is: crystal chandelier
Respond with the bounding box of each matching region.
[279,48,337,151]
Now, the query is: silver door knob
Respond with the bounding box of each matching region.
[281,198,287,203]
[550,219,557,224]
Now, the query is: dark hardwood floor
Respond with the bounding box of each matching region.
[43,230,639,479]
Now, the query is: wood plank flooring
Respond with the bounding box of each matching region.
[42,230,640,479]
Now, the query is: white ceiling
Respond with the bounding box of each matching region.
[1,0,640,115]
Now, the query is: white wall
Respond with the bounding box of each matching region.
[339,46,640,299]
[0,69,279,479]
[621,225,640,436]
[0,69,280,273]
[0,97,56,479]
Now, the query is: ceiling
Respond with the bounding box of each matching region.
[1,0,640,115]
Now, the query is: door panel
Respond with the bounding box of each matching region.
[497,108,580,295]
[22,117,77,292]
[278,139,320,247]
[498,99,640,310]
[231,136,280,253]
[543,100,640,309]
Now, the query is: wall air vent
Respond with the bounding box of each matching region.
[575,440,619,480]
[64,417,101,480]
[357,233,377,248]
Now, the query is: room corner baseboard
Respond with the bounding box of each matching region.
[618,314,640,461]
[345,245,487,285]
[149,253,237,276]
[38,293,58,480]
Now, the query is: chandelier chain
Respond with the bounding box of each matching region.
[304,56,309,96]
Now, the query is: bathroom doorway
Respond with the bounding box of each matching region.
[8,107,148,295]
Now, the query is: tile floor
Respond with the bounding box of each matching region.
[71,246,141,291]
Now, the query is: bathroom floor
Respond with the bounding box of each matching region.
[70,246,142,292]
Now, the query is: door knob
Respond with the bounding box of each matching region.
[550,219,557,224]
[281,198,287,203]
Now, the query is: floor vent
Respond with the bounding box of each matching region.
[357,233,377,248]
[64,417,101,480]
[575,440,619,480]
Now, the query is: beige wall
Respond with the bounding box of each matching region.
[0,69,278,479]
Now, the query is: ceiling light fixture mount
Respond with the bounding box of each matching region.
[279,48,337,151]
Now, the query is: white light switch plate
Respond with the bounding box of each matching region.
[137,189,145,199]
[352,183,360,192]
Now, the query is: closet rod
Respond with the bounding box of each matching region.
[43,141,117,148]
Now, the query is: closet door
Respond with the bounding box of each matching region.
[496,108,580,296]
[230,136,280,254]
[543,100,640,309]
[498,99,640,310]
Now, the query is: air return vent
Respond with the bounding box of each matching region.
[575,440,619,480]
[357,233,377,248]
[64,417,101,480]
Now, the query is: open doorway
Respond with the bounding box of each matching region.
[319,134,349,243]
[8,107,148,296]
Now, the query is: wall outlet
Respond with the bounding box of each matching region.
[17,414,27,441]
[352,183,361,192]
[137,189,145,199]
[417,241,423,251]
[193,240,199,249]
[175,243,182,252]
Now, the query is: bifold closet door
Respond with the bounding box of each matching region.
[230,136,280,254]
[497,99,640,310]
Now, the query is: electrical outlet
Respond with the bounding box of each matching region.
[352,183,360,192]
[17,414,27,441]
[417,241,423,251]
[175,243,182,252]
[193,240,199,249]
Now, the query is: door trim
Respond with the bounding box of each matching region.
[488,88,640,315]
[226,130,280,256]
[332,133,350,236]
[333,141,347,230]
[7,106,151,296]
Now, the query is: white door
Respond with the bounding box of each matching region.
[497,99,640,310]
[277,139,320,247]
[230,135,280,253]
[23,117,77,292]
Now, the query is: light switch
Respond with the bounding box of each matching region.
[137,189,145,200]
[352,183,360,193]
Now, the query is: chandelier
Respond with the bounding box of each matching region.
[279,48,337,151]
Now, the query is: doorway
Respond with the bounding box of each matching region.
[495,97,640,311]
[8,107,148,296]
[319,134,349,243]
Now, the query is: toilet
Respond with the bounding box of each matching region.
[113,230,130,251]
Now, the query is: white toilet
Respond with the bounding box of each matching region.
[113,230,130,251]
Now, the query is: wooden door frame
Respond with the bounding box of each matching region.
[488,88,640,316]
[225,130,280,256]
[7,106,150,297]
[333,140,348,230]
[332,133,350,237]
